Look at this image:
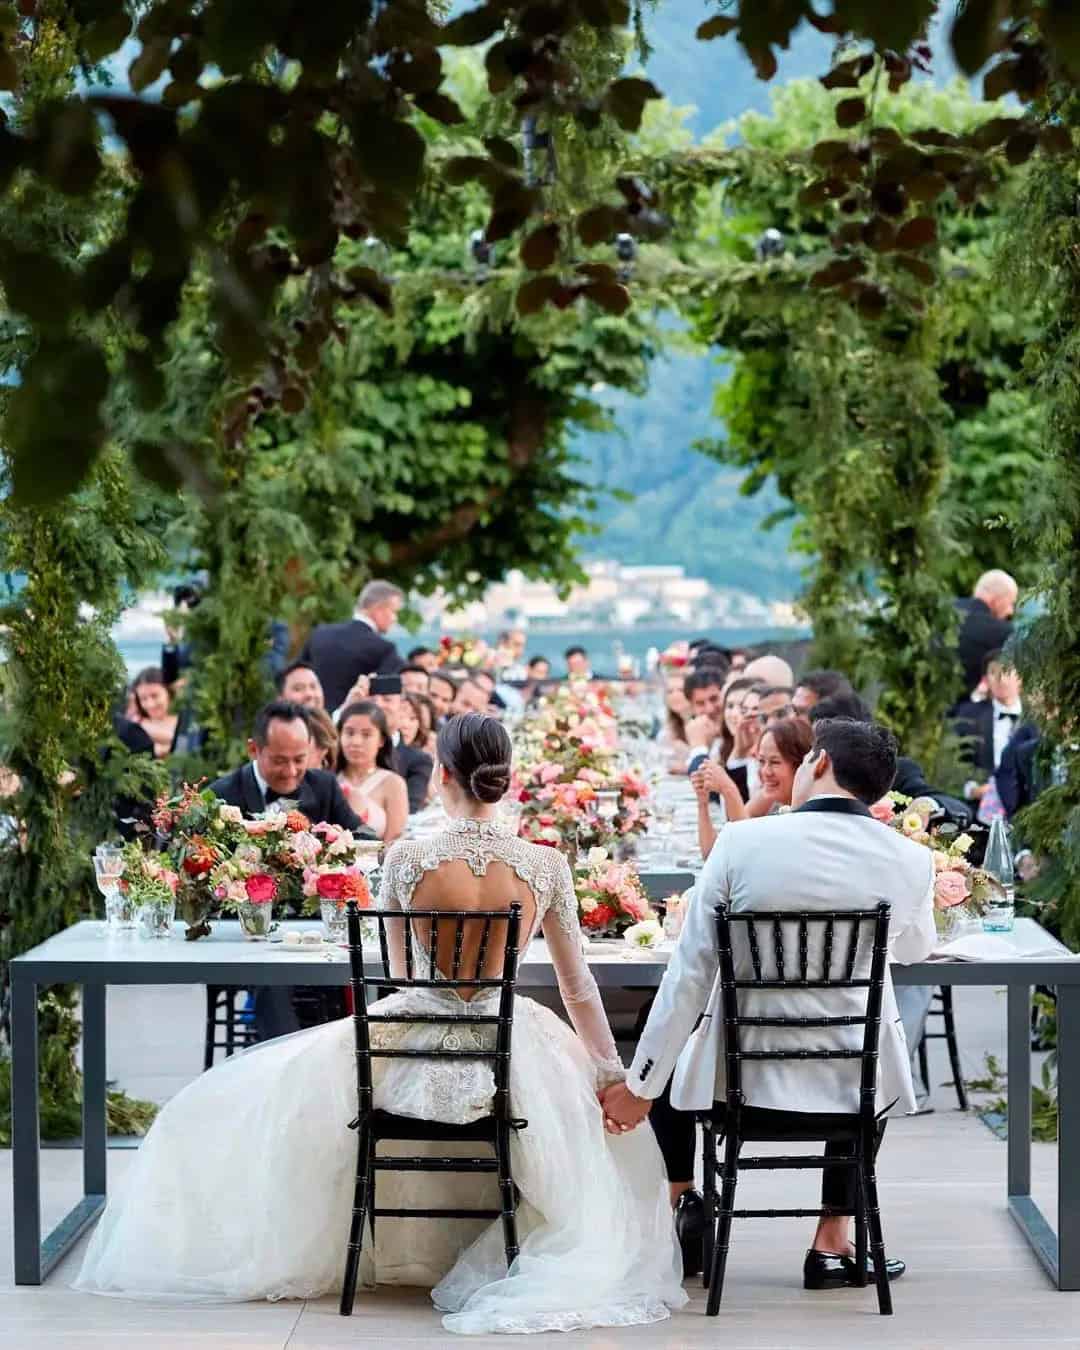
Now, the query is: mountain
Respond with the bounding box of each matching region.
[572,5,961,598]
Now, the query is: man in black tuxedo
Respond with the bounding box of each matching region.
[209,701,375,1042]
[299,580,405,714]
[209,700,370,833]
[952,570,1017,702]
[369,674,433,813]
[950,649,1024,796]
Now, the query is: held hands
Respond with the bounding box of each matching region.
[598,1081,652,1135]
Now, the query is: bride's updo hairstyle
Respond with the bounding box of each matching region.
[437,712,513,804]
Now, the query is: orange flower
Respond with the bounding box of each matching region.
[285,809,311,833]
[341,872,372,907]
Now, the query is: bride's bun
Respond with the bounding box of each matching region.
[469,762,512,804]
[437,712,514,804]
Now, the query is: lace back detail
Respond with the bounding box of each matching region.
[381,817,578,936]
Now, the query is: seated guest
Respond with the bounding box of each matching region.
[693,716,812,857]
[452,675,491,717]
[130,667,181,759]
[564,644,593,679]
[792,669,854,717]
[400,691,436,757]
[742,653,795,688]
[472,668,503,710]
[370,674,433,813]
[406,645,438,672]
[757,684,796,720]
[336,700,409,844]
[305,707,338,772]
[400,663,430,697]
[300,579,405,713]
[691,645,731,678]
[659,674,691,773]
[526,655,550,681]
[605,716,934,1287]
[210,700,367,832]
[996,720,1043,819]
[718,677,761,799]
[276,660,325,711]
[428,671,457,725]
[682,668,727,759]
[109,711,157,839]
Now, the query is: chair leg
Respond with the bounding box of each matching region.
[704,1126,740,1317]
[861,1135,893,1316]
[853,1165,868,1289]
[224,989,237,1059]
[495,1124,520,1271]
[940,987,968,1111]
[339,1122,372,1317]
[916,1031,930,1099]
[203,987,218,1071]
[701,1118,716,1288]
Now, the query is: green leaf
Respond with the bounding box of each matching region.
[0,248,75,326]
[520,222,559,270]
[82,11,133,62]
[414,91,465,125]
[835,97,867,129]
[605,77,661,133]
[353,112,425,199]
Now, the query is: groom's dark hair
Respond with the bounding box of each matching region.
[811,717,897,804]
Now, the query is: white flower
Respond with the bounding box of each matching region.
[586,846,609,867]
[954,833,974,855]
[579,896,598,913]
[623,919,663,949]
[218,804,243,825]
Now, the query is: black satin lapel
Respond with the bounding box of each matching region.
[241,763,263,816]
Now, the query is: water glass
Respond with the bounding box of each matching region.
[137,897,175,939]
[95,847,133,931]
[321,900,348,945]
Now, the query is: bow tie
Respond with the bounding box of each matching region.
[264,790,279,804]
[997,710,1020,722]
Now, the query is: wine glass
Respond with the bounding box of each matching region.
[94,845,134,931]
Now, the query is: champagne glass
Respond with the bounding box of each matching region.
[94,845,134,932]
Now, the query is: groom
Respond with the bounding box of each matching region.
[601,717,937,1290]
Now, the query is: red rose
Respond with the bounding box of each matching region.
[518,789,531,803]
[182,854,214,877]
[244,873,277,904]
[580,903,616,930]
[316,872,347,900]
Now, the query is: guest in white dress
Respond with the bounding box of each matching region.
[336,699,408,844]
[75,713,685,1336]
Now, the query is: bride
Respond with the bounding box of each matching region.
[76,713,686,1335]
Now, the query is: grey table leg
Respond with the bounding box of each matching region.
[1056,984,1080,1290]
[82,984,107,1199]
[1007,983,1032,1199]
[11,976,41,1284]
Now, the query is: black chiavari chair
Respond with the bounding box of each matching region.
[702,902,895,1316]
[917,986,968,1110]
[339,899,527,1316]
[203,986,258,1069]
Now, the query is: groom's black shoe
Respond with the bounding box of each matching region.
[803,1249,906,1289]
[674,1190,706,1279]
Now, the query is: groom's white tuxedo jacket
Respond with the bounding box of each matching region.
[629,797,936,1117]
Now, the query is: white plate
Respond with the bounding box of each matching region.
[269,937,340,954]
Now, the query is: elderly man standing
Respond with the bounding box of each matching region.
[300,579,406,714]
[953,569,1017,701]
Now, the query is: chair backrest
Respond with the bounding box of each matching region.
[345,900,523,1124]
[713,902,891,1119]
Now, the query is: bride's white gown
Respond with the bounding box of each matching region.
[75,818,686,1335]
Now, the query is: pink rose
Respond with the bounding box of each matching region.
[869,798,895,824]
[621,893,650,921]
[244,873,277,904]
[934,870,970,910]
[539,763,562,785]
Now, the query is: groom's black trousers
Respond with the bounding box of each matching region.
[648,1076,884,1211]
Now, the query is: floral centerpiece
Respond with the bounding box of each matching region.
[300,822,374,915]
[575,848,658,940]
[152,783,248,939]
[437,634,489,668]
[871,792,997,937]
[120,842,179,937]
[658,641,691,670]
[513,683,651,860]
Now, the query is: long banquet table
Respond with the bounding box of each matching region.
[10,909,1080,1294]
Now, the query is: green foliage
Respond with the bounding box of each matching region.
[966,1050,1059,1144]
[1002,91,1080,951]
[666,78,1045,756]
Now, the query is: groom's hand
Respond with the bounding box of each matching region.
[599,1082,651,1134]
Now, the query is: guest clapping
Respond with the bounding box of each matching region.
[336,701,408,844]
[370,674,433,813]
[693,716,812,857]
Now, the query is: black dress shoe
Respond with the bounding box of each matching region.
[803,1249,906,1289]
[674,1190,706,1279]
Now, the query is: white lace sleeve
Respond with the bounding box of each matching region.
[540,855,625,1089]
[376,842,413,978]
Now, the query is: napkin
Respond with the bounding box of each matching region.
[931,925,1074,962]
